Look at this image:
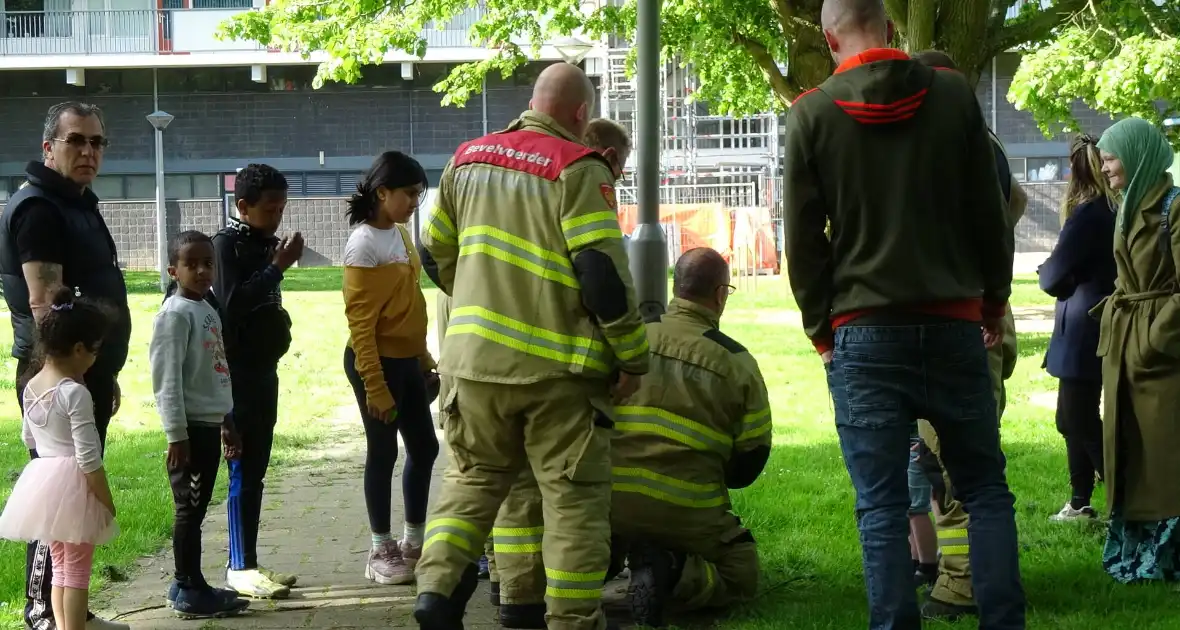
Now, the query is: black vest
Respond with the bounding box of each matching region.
[0,163,132,375]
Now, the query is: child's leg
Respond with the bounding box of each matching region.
[228,367,279,572]
[51,586,65,630]
[49,542,95,630]
[169,426,223,590]
[391,358,440,551]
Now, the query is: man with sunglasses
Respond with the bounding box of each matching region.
[0,102,132,630]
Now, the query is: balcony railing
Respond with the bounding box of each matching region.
[0,7,485,56]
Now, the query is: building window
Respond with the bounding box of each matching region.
[193,174,221,199]
[90,176,124,200]
[164,174,193,199]
[1026,157,1063,182]
[126,175,156,200]
[1008,158,1027,183]
[304,173,340,196]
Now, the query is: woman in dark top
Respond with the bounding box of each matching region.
[1038,133,1117,522]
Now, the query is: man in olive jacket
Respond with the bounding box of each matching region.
[782,1,1025,628]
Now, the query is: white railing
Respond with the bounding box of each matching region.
[0,7,484,56]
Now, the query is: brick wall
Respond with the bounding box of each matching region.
[0,66,540,168]
[0,197,356,270]
[975,53,1116,148]
[0,182,1066,273]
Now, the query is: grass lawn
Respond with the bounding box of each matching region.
[0,269,1168,629]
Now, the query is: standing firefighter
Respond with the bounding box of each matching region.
[480,116,636,630]
[414,62,650,630]
[911,50,1027,621]
[613,247,772,628]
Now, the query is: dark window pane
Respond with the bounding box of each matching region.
[126,175,156,199]
[165,174,192,199]
[193,174,220,198]
[91,175,124,200]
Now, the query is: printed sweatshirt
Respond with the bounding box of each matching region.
[150,294,234,443]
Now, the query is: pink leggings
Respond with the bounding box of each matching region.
[49,542,95,590]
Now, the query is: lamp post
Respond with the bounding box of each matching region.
[554,36,594,64]
[631,0,667,319]
[146,110,174,293]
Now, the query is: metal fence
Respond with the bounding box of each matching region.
[616,182,761,208]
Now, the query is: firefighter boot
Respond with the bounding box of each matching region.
[499,603,546,629]
[627,545,685,628]
[414,563,480,630]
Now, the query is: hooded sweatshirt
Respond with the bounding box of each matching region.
[783,48,1013,354]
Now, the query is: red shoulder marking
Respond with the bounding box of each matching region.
[793,88,821,106]
[831,89,928,125]
[452,130,596,181]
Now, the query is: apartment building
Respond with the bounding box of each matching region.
[0,0,1119,267]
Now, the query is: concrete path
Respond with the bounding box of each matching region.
[99,411,507,629]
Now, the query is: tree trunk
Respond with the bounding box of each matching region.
[935,0,993,88]
[906,0,937,52]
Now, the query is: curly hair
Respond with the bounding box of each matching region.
[234,163,288,206]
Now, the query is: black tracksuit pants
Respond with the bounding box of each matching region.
[226,363,279,571]
[17,357,116,628]
[170,425,222,588]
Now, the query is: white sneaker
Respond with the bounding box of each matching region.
[1050,502,1099,522]
[86,616,131,630]
[226,568,292,599]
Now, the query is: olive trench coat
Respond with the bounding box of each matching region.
[1093,175,1180,522]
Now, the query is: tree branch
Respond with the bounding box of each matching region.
[986,0,1021,40]
[733,31,799,105]
[993,0,1087,52]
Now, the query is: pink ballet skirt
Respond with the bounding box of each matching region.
[0,456,118,545]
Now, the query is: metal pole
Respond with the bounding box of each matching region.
[154,127,167,292]
[990,56,998,130]
[481,76,489,135]
[629,0,667,320]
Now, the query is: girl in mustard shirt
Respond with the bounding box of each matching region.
[342,151,439,586]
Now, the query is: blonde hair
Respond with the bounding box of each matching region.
[1061,133,1116,225]
[584,118,632,155]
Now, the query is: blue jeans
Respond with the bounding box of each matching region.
[826,321,1025,630]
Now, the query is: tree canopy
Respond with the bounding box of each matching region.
[1009,1,1180,143]
[220,0,1086,115]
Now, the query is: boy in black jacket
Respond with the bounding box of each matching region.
[212,164,303,599]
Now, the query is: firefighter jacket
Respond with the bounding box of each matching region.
[612,298,773,518]
[421,110,649,385]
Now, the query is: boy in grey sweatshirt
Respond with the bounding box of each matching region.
[150,230,248,619]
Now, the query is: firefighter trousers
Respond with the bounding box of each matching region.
[416,377,613,630]
[613,500,759,611]
[487,467,546,605]
[917,341,1008,608]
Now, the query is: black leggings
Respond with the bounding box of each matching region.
[1055,377,1104,506]
[343,346,439,532]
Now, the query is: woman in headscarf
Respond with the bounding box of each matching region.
[1093,117,1180,583]
[1038,134,1117,522]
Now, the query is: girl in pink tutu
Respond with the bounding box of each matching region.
[0,287,117,630]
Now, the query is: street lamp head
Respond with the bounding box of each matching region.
[146,110,174,131]
[554,36,594,64]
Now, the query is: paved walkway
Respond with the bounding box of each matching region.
[100,409,509,629]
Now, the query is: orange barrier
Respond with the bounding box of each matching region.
[730,206,780,274]
[617,203,778,272]
[617,203,733,261]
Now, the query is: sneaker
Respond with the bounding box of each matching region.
[1051,502,1099,522]
[225,568,292,599]
[365,540,415,585]
[172,585,250,619]
[85,616,131,630]
[400,539,423,570]
[478,554,491,579]
[259,566,298,587]
[165,579,180,605]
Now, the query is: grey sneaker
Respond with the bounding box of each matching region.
[1050,502,1099,522]
[365,541,414,585]
[400,539,423,569]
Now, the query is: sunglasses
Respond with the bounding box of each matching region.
[54,134,109,151]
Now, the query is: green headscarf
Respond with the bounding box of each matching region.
[1097,117,1174,235]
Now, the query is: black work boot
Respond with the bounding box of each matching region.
[414,563,480,630]
[626,545,684,628]
[499,603,546,629]
[489,582,500,607]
